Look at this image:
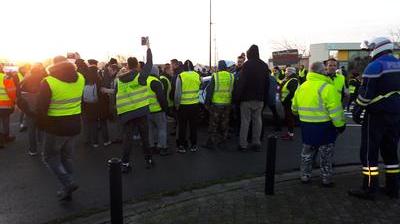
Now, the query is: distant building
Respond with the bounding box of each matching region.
[309,42,400,69]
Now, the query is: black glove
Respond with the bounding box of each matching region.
[336,125,346,134]
[352,105,364,124]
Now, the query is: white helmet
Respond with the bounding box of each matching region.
[360,37,394,58]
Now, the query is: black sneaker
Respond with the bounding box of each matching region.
[28,149,38,156]
[238,146,247,152]
[348,188,375,200]
[57,183,79,201]
[121,162,132,174]
[160,148,172,156]
[145,156,155,169]
[176,146,187,154]
[190,145,198,152]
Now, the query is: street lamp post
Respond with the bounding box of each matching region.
[209,0,212,70]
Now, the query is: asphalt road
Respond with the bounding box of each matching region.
[0,110,363,224]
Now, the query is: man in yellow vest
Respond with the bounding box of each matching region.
[0,65,17,147]
[203,60,235,150]
[147,66,169,156]
[160,63,174,112]
[325,58,345,101]
[35,56,84,201]
[292,62,346,187]
[298,64,308,84]
[116,44,154,172]
[174,60,201,153]
[280,67,298,140]
[346,72,361,111]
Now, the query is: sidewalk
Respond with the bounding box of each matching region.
[62,166,400,224]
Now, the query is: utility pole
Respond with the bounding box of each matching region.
[209,0,212,70]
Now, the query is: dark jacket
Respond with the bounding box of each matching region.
[18,68,47,117]
[281,75,298,106]
[115,48,152,123]
[234,45,270,102]
[82,66,103,121]
[36,61,82,136]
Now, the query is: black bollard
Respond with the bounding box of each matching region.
[265,135,277,195]
[108,158,123,224]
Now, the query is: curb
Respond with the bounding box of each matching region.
[59,165,361,224]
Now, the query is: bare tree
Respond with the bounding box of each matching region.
[271,39,309,56]
[389,28,400,43]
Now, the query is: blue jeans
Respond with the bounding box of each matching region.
[42,132,77,188]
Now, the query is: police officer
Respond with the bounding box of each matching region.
[292,62,346,187]
[116,43,154,172]
[174,60,201,153]
[36,56,84,201]
[349,37,400,200]
[203,60,235,150]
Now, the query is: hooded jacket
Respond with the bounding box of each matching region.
[36,60,82,136]
[234,45,270,102]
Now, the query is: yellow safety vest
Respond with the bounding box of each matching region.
[299,69,306,78]
[280,78,298,102]
[45,73,85,117]
[160,75,173,107]
[332,73,345,94]
[0,73,11,107]
[291,72,345,127]
[211,71,234,105]
[17,72,24,83]
[179,71,201,105]
[147,76,162,113]
[116,73,149,115]
[349,79,356,94]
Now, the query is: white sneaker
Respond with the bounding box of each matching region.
[103,141,112,147]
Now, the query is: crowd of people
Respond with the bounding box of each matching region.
[0,36,399,202]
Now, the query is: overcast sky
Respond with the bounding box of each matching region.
[1,0,399,64]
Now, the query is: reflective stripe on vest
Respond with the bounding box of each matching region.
[160,75,173,107]
[147,76,162,113]
[211,71,234,105]
[180,71,200,105]
[46,73,85,116]
[116,74,149,115]
[292,72,344,127]
[357,91,400,107]
[280,78,298,102]
[0,73,13,109]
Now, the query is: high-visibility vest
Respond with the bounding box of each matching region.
[0,73,16,109]
[349,79,356,94]
[116,73,149,115]
[291,72,345,127]
[147,76,162,113]
[332,73,345,94]
[160,75,173,107]
[179,71,201,105]
[17,72,24,83]
[45,73,85,117]
[211,71,234,105]
[280,78,298,102]
[299,68,306,78]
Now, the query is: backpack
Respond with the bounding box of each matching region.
[83,84,98,103]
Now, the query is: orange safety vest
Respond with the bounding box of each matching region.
[0,73,16,109]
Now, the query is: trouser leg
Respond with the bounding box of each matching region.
[147,114,156,148]
[188,104,199,146]
[121,120,134,163]
[319,143,334,184]
[239,102,251,148]
[177,107,188,147]
[42,133,73,188]
[99,119,110,142]
[220,106,231,142]
[300,144,317,180]
[156,112,167,148]
[136,116,151,156]
[251,101,264,145]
